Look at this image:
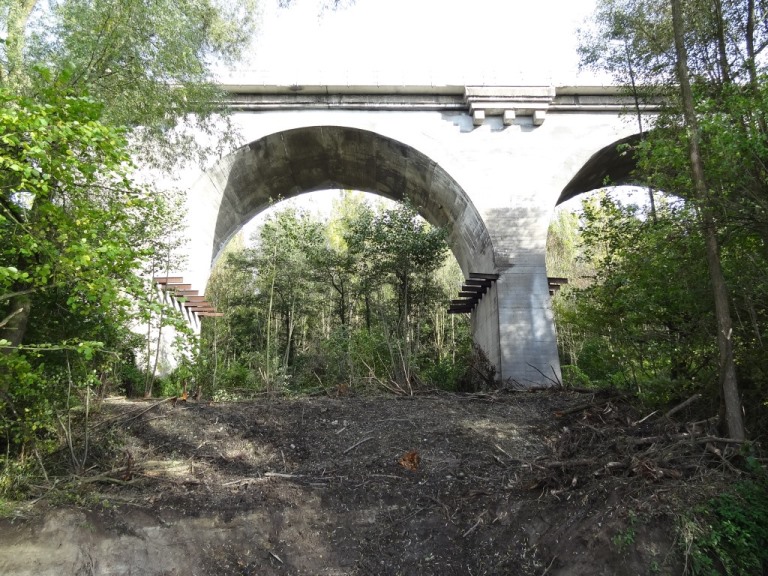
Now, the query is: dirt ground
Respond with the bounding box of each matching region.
[0,389,731,576]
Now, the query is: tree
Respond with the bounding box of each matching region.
[0,82,184,454]
[345,202,448,335]
[198,196,467,396]
[556,193,718,394]
[669,0,744,439]
[578,0,767,438]
[1,0,259,166]
[1,81,151,351]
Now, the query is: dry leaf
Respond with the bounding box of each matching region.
[399,449,421,471]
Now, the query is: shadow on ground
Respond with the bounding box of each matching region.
[0,392,685,575]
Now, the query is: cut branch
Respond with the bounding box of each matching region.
[663,394,702,420]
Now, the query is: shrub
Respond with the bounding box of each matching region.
[682,471,768,575]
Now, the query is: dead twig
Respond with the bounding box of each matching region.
[628,433,750,446]
[633,410,659,426]
[343,436,374,454]
[462,511,487,538]
[526,363,562,388]
[663,394,702,420]
[427,495,454,522]
[540,555,557,576]
[494,443,513,460]
[93,397,175,431]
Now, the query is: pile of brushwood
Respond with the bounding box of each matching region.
[527,391,747,490]
[520,387,768,575]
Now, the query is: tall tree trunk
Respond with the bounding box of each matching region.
[364,292,371,331]
[1,0,38,85]
[623,38,657,222]
[670,0,745,440]
[745,0,758,89]
[712,0,731,85]
[0,292,32,392]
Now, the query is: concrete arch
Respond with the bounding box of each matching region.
[558,133,643,205]
[208,125,495,276]
[170,85,661,385]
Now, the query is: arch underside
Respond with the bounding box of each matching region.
[558,134,642,205]
[212,125,495,275]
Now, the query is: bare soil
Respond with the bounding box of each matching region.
[0,389,734,576]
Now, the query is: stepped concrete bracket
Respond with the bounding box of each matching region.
[464,86,555,126]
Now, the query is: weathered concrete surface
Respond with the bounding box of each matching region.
[174,85,648,386]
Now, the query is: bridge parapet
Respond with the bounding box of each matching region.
[220,84,661,121]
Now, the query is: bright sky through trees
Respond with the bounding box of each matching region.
[224,0,605,86]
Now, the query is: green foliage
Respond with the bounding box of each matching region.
[0,457,35,502]
[0,354,55,448]
[417,328,474,391]
[560,365,593,389]
[1,0,260,167]
[0,81,192,458]
[0,0,253,482]
[612,512,637,554]
[198,195,469,397]
[682,473,768,576]
[552,193,718,401]
[577,0,768,439]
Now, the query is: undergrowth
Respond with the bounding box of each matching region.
[681,462,768,576]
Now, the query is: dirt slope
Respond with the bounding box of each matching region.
[0,392,689,575]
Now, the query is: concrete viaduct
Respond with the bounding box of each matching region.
[176,84,648,386]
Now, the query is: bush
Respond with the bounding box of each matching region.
[682,470,768,575]
[561,364,593,389]
[0,354,57,455]
[420,356,464,391]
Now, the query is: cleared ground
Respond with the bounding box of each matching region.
[0,390,720,575]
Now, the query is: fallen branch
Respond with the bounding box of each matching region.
[462,511,486,538]
[663,394,702,420]
[118,397,175,426]
[91,397,175,431]
[627,432,749,446]
[0,307,24,329]
[555,398,614,417]
[69,472,136,486]
[343,436,374,454]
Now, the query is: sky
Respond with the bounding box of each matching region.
[223,0,606,86]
